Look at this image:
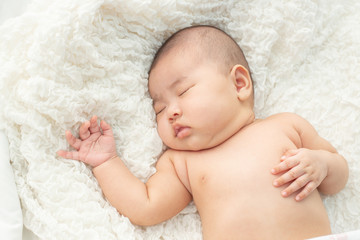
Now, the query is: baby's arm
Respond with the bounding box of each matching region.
[93,152,192,225]
[57,116,192,225]
[271,113,348,201]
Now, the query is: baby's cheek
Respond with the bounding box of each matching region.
[157,122,171,143]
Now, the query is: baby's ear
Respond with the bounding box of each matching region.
[230,64,252,101]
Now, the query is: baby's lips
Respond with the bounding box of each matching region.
[173,124,183,136]
[177,127,191,139]
[173,124,190,139]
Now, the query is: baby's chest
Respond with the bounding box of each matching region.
[188,150,272,194]
[185,132,298,196]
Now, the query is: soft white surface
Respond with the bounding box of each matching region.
[1,1,35,239]
[308,230,360,240]
[0,0,32,24]
[0,131,23,240]
[0,0,359,239]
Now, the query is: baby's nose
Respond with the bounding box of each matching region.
[168,105,182,122]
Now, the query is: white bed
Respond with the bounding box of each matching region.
[1,0,359,239]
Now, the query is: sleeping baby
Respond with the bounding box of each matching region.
[57,25,348,240]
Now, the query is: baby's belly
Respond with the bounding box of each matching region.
[199,189,330,240]
[188,153,331,240]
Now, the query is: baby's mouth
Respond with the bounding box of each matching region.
[174,125,191,139]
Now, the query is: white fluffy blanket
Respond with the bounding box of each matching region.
[1,0,359,239]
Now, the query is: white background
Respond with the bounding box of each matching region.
[1,1,36,240]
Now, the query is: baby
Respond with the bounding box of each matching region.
[57,26,348,240]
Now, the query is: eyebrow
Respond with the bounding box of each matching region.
[152,76,188,103]
[170,76,187,89]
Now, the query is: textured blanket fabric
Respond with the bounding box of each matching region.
[0,0,359,239]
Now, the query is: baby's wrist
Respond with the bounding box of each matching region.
[314,149,331,174]
[92,155,124,182]
[106,155,119,163]
[93,155,119,169]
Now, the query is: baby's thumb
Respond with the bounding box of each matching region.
[57,150,67,158]
[100,120,113,136]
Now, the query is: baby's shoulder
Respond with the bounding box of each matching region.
[155,149,188,168]
[260,113,306,147]
[265,112,307,126]
[267,112,301,120]
[157,149,192,193]
[265,112,315,141]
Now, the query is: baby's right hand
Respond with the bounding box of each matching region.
[57,116,117,167]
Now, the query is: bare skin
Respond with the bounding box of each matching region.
[58,113,347,240]
[166,114,334,240]
[57,28,348,239]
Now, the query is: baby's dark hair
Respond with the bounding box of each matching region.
[149,25,251,77]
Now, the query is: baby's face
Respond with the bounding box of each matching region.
[148,50,243,151]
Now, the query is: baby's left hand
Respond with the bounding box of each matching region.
[271,148,328,201]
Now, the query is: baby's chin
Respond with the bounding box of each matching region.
[164,138,225,152]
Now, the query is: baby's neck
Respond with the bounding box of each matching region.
[211,109,256,149]
[238,109,256,130]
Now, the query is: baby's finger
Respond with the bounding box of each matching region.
[79,121,91,140]
[65,130,81,150]
[295,181,317,201]
[57,150,81,161]
[281,175,310,198]
[100,120,113,136]
[273,165,304,187]
[271,156,299,175]
[281,149,300,161]
[89,116,100,134]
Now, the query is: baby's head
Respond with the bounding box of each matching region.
[148,25,255,151]
[149,25,251,78]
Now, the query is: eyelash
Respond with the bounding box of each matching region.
[155,85,194,115]
[156,107,165,115]
[179,88,189,96]
[179,84,194,96]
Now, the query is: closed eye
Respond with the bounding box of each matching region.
[179,84,195,97]
[179,88,189,96]
[156,107,165,115]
